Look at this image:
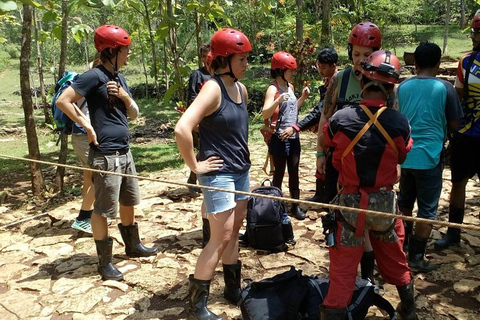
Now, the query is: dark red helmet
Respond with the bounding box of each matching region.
[271,51,297,70]
[361,50,401,84]
[210,28,252,59]
[471,12,480,30]
[94,25,131,52]
[348,22,382,48]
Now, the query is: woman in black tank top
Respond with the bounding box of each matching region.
[175,28,251,319]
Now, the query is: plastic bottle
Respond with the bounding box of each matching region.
[281,212,295,244]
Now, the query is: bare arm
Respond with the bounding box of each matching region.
[322,73,338,119]
[174,80,224,174]
[106,80,139,120]
[56,86,98,145]
[262,85,288,119]
[296,85,310,110]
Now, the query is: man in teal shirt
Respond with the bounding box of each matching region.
[397,42,463,273]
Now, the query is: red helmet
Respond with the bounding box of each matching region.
[210,28,252,59]
[348,22,382,48]
[360,50,401,84]
[94,25,131,52]
[271,51,297,70]
[471,12,480,30]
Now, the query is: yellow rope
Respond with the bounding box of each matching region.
[1,153,479,232]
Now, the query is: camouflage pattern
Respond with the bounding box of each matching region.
[337,190,400,247]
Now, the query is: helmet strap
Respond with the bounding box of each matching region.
[361,81,388,98]
[214,57,238,82]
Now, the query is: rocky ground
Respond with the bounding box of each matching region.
[0,131,479,320]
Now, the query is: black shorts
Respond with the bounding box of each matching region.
[450,132,480,183]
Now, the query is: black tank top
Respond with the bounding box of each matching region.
[198,75,251,174]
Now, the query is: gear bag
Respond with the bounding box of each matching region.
[240,267,396,320]
[51,71,83,134]
[243,180,290,252]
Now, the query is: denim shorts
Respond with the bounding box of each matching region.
[197,171,250,214]
[398,161,443,220]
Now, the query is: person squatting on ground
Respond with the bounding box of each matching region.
[185,43,214,247]
[316,22,383,283]
[318,50,417,320]
[57,25,158,281]
[261,51,310,220]
[175,28,252,320]
[435,12,480,250]
[396,42,463,272]
[281,47,338,204]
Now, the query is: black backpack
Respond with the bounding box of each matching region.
[244,180,289,252]
[240,267,396,320]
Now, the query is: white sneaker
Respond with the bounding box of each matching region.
[72,218,93,234]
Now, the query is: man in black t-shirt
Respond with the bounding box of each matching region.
[57,25,158,281]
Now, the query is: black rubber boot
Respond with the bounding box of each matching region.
[408,235,438,273]
[360,251,375,283]
[188,171,201,193]
[319,306,346,320]
[95,237,123,281]
[291,190,306,220]
[202,218,210,248]
[187,275,222,320]
[396,280,418,320]
[434,206,464,250]
[403,221,413,252]
[223,260,242,305]
[307,178,325,203]
[118,223,158,257]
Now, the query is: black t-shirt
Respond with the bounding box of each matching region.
[72,65,132,153]
[187,67,211,106]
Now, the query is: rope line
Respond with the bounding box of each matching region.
[1,153,479,232]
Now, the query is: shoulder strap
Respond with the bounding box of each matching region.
[264,81,281,129]
[463,51,478,103]
[342,105,396,159]
[338,67,351,103]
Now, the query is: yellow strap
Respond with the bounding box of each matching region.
[341,105,398,159]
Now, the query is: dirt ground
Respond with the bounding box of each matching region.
[0,129,479,320]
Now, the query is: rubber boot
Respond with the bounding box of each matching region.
[118,223,158,257]
[360,251,375,283]
[319,306,346,320]
[408,235,438,273]
[396,280,418,320]
[188,171,201,193]
[223,260,242,305]
[307,178,325,203]
[434,206,464,250]
[95,237,123,281]
[403,221,413,252]
[202,218,210,248]
[291,190,306,220]
[187,275,222,320]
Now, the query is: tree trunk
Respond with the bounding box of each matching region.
[295,0,304,46]
[320,0,333,46]
[20,4,44,196]
[58,0,68,79]
[33,7,51,125]
[55,0,70,192]
[194,9,202,69]
[138,26,149,98]
[141,0,160,100]
[167,0,185,103]
[460,0,466,29]
[443,0,451,54]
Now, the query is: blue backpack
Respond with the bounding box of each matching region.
[51,71,85,134]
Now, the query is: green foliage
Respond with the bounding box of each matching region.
[0,50,10,72]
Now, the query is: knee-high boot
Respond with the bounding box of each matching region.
[290,190,306,220]
[202,218,210,248]
[408,235,438,273]
[187,275,222,320]
[223,260,242,305]
[118,223,158,257]
[434,206,464,250]
[396,280,418,320]
[307,178,325,203]
[95,237,123,281]
[360,251,375,283]
[319,306,346,320]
